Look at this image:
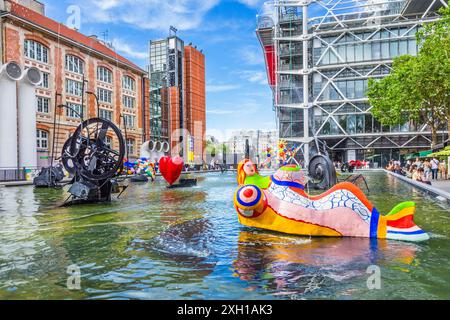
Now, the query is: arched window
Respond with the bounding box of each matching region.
[36,130,49,149]
[97,66,113,84]
[24,40,49,63]
[122,75,135,91]
[65,55,84,74]
[126,138,135,155]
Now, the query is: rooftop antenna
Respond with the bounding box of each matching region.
[101,30,109,43]
[169,25,178,37]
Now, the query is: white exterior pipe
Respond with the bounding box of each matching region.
[140,141,151,159]
[18,67,41,169]
[0,61,21,169]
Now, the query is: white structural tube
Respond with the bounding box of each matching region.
[0,62,22,169]
[18,67,42,169]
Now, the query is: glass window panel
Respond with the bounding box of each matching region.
[356,115,364,134]
[408,40,417,55]
[390,41,399,58]
[347,44,355,62]
[364,114,372,133]
[381,41,389,59]
[355,80,364,98]
[373,42,381,59]
[399,40,408,55]
[355,44,363,61]
[347,115,356,134]
[346,80,355,99]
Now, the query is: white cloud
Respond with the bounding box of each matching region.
[236,0,264,8]
[111,38,148,60]
[206,84,241,93]
[78,0,220,31]
[239,46,265,66]
[236,70,267,85]
[207,109,235,115]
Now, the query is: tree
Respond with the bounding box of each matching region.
[368,7,450,147]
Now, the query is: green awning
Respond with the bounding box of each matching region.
[405,153,419,160]
[418,150,433,158]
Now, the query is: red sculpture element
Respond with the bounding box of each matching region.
[349,160,363,168]
[159,156,184,185]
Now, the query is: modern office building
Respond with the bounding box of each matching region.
[148,36,206,164]
[0,0,147,170]
[257,0,449,167]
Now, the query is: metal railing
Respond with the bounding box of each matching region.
[0,168,27,182]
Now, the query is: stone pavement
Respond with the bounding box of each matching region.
[428,179,450,194]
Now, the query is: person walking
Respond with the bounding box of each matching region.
[439,160,447,180]
[431,157,439,180]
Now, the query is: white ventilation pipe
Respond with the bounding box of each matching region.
[18,67,42,169]
[148,140,156,152]
[140,141,151,159]
[155,141,163,153]
[162,141,170,153]
[0,62,21,169]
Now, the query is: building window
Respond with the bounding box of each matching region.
[122,95,135,108]
[126,138,135,155]
[37,97,50,113]
[66,103,83,118]
[36,129,48,149]
[104,136,112,149]
[99,109,113,121]
[97,66,113,84]
[66,79,83,96]
[122,75,136,91]
[39,72,50,89]
[97,88,113,104]
[123,114,135,128]
[24,40,48,63]
[65,55,84,74]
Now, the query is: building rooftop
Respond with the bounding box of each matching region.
[402,0,446,16]
[5,1,145,74]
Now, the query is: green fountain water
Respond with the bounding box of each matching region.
[0,172,448,299]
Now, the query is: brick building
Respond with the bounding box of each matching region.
[149,37,206,165]
[0,0,147,168]
[184,45,206,164]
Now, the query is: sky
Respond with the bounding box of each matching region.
[41,0,276,142]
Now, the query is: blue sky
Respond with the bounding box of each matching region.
[41,0,276,141]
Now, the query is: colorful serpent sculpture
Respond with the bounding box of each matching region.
[234,160,429,242]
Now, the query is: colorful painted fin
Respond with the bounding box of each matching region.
[384,202,429,242]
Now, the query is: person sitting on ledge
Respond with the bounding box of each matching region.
[416,167,432,185]
[412,165,421,181]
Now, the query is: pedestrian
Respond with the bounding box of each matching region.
[423,159,431,180]
[439,160,447,180]
[417,168,431,185]
[431,157,439,180]
[414,157,423,169]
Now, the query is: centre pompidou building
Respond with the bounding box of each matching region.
[257,0,448,167]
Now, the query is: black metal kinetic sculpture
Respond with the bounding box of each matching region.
[61,117,127,204]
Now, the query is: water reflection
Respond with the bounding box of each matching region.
[0,172,448,299]
[233,230,421,297]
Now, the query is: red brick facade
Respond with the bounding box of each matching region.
[1,0,147,167]
[184,46,206,164]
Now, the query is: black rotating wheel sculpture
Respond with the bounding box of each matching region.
[308,154,338,190]
[61,118,125,203]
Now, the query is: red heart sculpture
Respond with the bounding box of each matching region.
[159,156,184,185]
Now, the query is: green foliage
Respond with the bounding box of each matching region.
[368,7,450,146]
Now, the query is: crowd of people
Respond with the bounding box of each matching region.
[386,157,447,186]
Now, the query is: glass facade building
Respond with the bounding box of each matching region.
[257,0,448,167]
[148,36,184,145]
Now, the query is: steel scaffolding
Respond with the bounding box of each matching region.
[257,0,449,164]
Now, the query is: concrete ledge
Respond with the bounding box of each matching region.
[384,169,450,205]
[0,169,237,188]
